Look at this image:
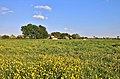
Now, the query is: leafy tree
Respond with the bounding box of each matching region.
[71,34,80,39]
[80,37,88,39]
[1,35,9,39]
[51,32,61,39]
[117,36,119,39]
[21,24,48,39]
[60,33,70,39]
[37,25,49,39]
[17,35,24,39]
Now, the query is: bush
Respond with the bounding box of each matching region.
[71,34,80,39]
[17,35,24,39]
[1,35,9,39]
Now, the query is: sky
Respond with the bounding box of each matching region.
[0,0,120,37]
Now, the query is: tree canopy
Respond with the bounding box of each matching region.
[51,32,61,39]
[71,34,80,39]
[21,24,48,39]
[60,33,70,39]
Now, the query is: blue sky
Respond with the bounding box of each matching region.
[0,0,120,37]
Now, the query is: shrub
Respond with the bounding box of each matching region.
[1,35,9,39]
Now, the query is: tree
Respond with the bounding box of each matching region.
[37,25,49,39]
[17,35,24,39]
[117,36,119,39]
[51,32,61,39]
[60,33,70,39]
[21,24,49,39]
[80,37,88,39]
[71,34,80,39]
[1,35,9,39]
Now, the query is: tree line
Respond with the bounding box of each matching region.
[0,23,119,39]
[0,24,83,39]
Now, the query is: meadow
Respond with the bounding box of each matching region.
[0,39,120,79]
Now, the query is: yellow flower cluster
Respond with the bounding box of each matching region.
[0,39,120,78]
[0,54,81,79]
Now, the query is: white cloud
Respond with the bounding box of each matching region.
[0,6,13,15]
[1,7,9,11]
[8,10,13,13]
[64,28,68,30]
[33,5,51,20]
[33,15,48,20]
[0,12,8,15]
[34,5,52,11]
[64,28,72,31]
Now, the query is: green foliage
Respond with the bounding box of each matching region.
[1,35,9,39]
[0,39,120,78]
[17,35,24,39]
[60,33,70,39]
[21,24,49,39]
[51,32,61,39]
[71,34,80,39]
[80,37,88,39]
[117,36,119,39]
[51,32,71,39]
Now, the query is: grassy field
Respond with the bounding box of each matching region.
[0,39,120,79]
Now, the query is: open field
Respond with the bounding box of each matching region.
[0,39,120,79]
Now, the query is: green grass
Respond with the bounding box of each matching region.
[0,39,120,79]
